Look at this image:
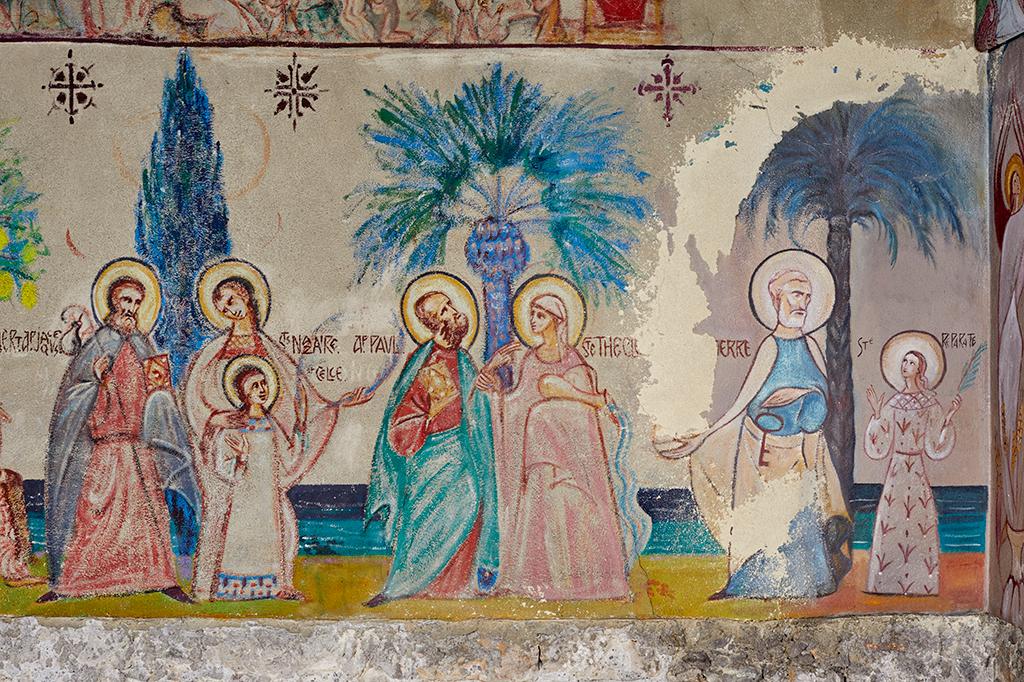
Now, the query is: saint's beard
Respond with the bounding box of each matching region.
[437,315,468,348]
[777,308,806,330]
[107,310,138,335]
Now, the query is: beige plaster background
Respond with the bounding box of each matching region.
[0,40,989,489]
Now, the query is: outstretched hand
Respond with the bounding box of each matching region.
[866,385,887,419]
[474,369,498,393]
[483,342,521,372]
[653,431,706,460]
[224,431,250,463]
[944,394,963,428]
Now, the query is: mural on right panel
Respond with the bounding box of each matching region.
[994,37,1024,629]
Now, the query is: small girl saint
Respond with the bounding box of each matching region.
[862,331,983,596]
[200,355,364,601]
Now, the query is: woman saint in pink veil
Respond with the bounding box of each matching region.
[477,293,637,600]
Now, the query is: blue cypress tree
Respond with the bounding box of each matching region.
[136,48,230,385]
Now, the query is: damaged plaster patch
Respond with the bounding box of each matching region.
[637,38,984,437]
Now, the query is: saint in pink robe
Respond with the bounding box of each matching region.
[57,343,178,597]
[495,346,630,600]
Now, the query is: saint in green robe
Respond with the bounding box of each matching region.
[366,341,498,599]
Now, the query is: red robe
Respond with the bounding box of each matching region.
[56,342,177,597]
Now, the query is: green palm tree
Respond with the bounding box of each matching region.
[739,95,970,500]
[351,64,651,360]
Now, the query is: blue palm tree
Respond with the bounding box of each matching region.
[351,64,651,360]
[738,95,970,498]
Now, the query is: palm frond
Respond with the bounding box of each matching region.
[957,343,987,394]
[740,91,970,265]
[353,65,651,299]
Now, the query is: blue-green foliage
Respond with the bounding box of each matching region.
[739,96,968,265]
[352,64,651,306]
[0,123,46,309]
[135,49,230,383]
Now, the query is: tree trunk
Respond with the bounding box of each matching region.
[481,273,514,359]
[465,216,529,370]
[824,216,855,505]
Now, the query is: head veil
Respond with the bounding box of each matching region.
[531,294,570,350]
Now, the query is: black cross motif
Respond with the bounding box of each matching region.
[42,49,103,125]
[266,53,327,131]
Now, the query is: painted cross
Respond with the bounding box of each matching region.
[266,53,328,131]
[42,49,103,125]
[636,55,698,127]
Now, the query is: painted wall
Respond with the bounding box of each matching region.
[0,8,994,620]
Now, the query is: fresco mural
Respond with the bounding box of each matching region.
[0,0,666,44]
[0,43,992,620]
[993,35,1024,630]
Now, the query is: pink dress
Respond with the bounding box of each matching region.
[57,343,178,597]
[495,346,629,600]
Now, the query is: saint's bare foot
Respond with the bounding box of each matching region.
[277,587,305,601]
[36,591,61,603]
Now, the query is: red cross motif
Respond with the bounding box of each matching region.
[636,55,699,127]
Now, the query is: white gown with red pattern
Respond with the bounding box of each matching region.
[863,390,954,596]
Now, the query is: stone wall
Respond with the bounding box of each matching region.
[0,614,1019,680]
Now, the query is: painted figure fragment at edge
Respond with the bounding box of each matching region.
[365,290,498,605]
[477,291,649,600]
[0,406,44,587]
[657,260,851,598]
[183,259,371,601]
[43,262,199,602]
[998,144,1024,625]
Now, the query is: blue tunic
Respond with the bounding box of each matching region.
[724,335,847,599]
[747,337,828,436]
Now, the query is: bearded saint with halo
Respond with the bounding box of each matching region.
[656,249,851,600]
[42,258,199,603]
[364,271,499,606]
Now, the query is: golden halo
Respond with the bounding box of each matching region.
[401,272,479,349]
[1006,153,1024,213]
[223,355,280,410]
[512,274,587,347]
[880,330,946,391]
[91,258,161,334]
[749,249,835,333]
[197,259,271,330]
